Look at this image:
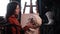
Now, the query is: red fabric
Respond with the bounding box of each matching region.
[8,16,33,34]
[8,16,21,34]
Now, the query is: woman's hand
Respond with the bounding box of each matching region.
[26,22,34,28]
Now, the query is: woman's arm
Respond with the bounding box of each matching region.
[23,22,34,31]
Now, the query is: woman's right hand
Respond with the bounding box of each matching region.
[26,22,34,28]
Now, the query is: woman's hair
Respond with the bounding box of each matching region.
[6,1,20,19]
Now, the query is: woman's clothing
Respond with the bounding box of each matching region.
[8,16,30,34]
[8,16,21,34]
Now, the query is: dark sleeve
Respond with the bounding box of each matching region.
[40,14,49,24]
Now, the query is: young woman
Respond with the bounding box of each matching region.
[6,1,34,34]
[6,1,21,34]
